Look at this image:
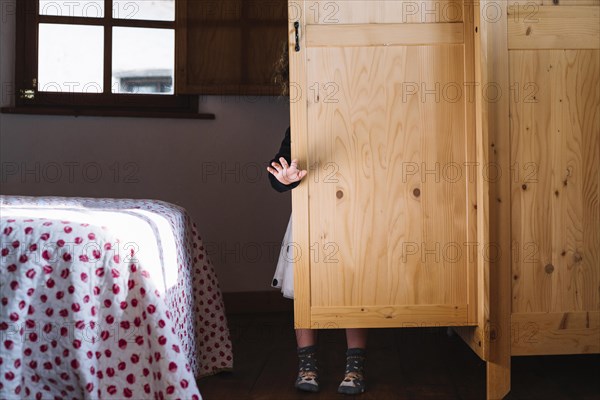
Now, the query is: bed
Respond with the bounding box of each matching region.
[0,195,233,399]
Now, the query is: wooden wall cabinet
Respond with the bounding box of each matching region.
[288,1,599,399]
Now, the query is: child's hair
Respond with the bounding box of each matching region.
[273,40,289,97]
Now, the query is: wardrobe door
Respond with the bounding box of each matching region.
[289,1,480,329]
[508,3,600,356]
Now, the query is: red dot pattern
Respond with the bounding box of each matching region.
[1,196,234,399]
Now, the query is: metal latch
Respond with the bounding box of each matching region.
[19,78,36,100]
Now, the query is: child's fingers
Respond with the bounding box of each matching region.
[279,157,289,169]
[267,167,290,184]
[271,161,283,172]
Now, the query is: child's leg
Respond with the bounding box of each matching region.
[339,328,368,395]
[345,328,367,349]
[295,328,319,392]
[296,328,317,347]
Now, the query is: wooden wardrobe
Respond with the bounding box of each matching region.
[287,1,599,398]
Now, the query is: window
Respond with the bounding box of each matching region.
[5,0,289,118]
[9,0,204,118]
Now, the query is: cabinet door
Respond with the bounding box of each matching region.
[508,4,600,355]
[289,0,481,329]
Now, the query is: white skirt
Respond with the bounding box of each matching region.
[271,214,294,299]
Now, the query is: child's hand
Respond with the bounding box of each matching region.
[267,157,308,186]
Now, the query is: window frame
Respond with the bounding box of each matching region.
[6,0,211,119]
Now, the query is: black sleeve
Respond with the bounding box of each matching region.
[268,127,301,193]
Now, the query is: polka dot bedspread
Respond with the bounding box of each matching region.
[0,195,233,400]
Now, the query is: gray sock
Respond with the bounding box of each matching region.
[338,347,366,395]
[295,345,319,392]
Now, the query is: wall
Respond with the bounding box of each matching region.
[0,0,293,293]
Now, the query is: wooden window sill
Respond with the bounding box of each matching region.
[0,106,215,120]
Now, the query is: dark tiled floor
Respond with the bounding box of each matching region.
[197,313,600,400]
